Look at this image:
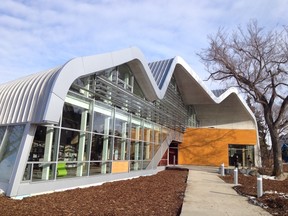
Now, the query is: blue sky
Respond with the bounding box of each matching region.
[0,0,287,88]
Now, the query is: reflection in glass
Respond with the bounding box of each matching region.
[131,118,142,141]
[144,124,153,143]
[143,143,153,160]
[90,134,112,161]
[28,126,59,162]
[62,103,90,131]
[90,162,111,175]
[130,160,142,171]
[162,127,169,143]
[0,125,25,182]
[0,126,6,145]
[113,138,128,160]
[130,141,142,160]
[22,163,32,181]
[142,160,151,170]
[31,163,57,182]
[154,126,161,144]
[154,143,160,155]
[59,130,89,164]
[93,110,112,134]
[59,129,80,161]
[114,112,129,160]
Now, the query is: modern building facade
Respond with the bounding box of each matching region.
[0,47,259,197]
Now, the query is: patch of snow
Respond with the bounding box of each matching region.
[261,175,276,180]
[0,189,5,196]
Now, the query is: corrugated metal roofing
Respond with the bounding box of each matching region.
[212,89,228,97]
[148,59,173,89]
[0,68,60,124]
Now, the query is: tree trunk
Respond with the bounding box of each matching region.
[270,128,284,177]
[263,105,284,177]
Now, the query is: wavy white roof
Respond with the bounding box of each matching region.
[0,47,256,129]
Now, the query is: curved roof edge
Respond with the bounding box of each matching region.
[0,47,256,129]
[148,56,257,129]
[42,47,160,123]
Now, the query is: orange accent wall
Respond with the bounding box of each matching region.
[111,161,129,173]
[178,128,257,166]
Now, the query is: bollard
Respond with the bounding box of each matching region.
[257,176,263,198]
[220,163,225,176]
[173,156,176,166]
[234,168,238,185]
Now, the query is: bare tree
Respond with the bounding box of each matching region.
[198,20,288,178]
[246,96,272,169]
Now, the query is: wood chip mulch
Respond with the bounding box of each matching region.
[0,168,188,216]
[220,165,288,216]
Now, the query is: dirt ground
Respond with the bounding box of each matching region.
[0,168,188,216]
[220,164,288,216]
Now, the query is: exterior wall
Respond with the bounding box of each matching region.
[178,128,257,166]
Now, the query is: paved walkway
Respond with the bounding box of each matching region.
[180,166,270,216]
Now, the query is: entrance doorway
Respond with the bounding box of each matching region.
[168,142,179,165]
[228,144,254,167]
[158,141,179,166]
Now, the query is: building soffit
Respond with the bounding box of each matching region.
[0,47,256,129]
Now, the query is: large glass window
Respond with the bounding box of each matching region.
[228,144,255,167]
[26,126,59,181]
[89,161,111,175]
[154,125,161,144]
[62,102,90,131]
[113,111,129,160]
[130,117,143,171]
[58,129,89,162]
[142,121,153,170]
[0,125,25,182]
[91,105,113,174]
[28,126,59,162]
[93,106,112,134]
[59,129,89,177]
[161,127,169,143]
[90,134,112,161]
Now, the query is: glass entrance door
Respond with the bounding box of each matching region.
[228,144,254,167]
[168,142,179,165]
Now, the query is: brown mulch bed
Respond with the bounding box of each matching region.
[0,168,188,216]
[220,164,288,216]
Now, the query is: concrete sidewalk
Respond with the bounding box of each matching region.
[180,166,270,216]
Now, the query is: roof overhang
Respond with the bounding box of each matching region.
[0,47,257,131]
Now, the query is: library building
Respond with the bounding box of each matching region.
[0,47,259,197]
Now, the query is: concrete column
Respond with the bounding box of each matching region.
[101,117,110,173]
[145,129,151,160]
[77,110,88,176]
[134,126,140,170]
[155,131,159,145]
[120,122,127,160]
[42,127,54,180]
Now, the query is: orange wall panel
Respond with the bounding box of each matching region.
[178,128,257,166]
[111,161,129,173]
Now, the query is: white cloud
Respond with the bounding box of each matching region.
[0,0,287,89]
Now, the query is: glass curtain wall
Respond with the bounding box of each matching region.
[23,99,164,182]
[23,98,166,182]
[22,63,195,182]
